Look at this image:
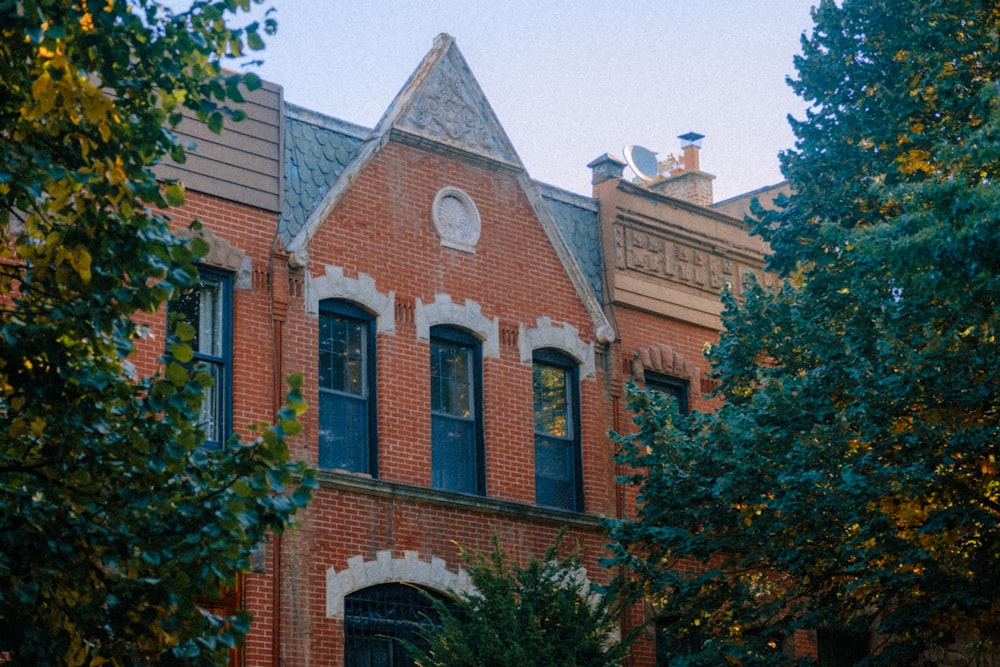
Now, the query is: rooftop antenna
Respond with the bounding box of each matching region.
[623,144,659,182]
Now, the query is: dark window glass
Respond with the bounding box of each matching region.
[656,616,785,665]
[533,349,582,511]
[655,616,704,666]
[430,327,482,494]
[817,629,869,667]
[344,583,449,667]
[172,270,231,448]
[645,372,690,415]
[319,301,376,475]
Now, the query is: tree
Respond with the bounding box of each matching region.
[606,1,1000,665]
[405,533,635,667]
[0,1,314,664]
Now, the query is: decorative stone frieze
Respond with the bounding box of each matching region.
[614,224,770,299]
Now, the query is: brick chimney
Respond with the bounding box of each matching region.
[649,132,715,207]
[680,131,703,171]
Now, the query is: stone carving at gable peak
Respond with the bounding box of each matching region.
[397,50,517,164]
[407,66,492,152]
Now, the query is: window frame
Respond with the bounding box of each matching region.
[318,299,378,476]
[343,583,452,667]
[429,325,485,496]
[170,267,233,449]
[532,347,583,512]
[644,371,690,416]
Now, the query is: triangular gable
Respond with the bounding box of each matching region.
[383,33,522,168]
[286,34,614,343]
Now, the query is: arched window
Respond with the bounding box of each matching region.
[533,348,582,511]
[344,583,449,667]
[319,299,377,475]
[429,325,484,495]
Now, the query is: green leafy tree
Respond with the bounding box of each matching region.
[405,533,635,667]
[606,1,1000,665]
[0,1,315,664]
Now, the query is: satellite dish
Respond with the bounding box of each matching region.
[624,144,659,181]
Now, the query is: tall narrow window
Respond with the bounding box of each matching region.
[430,326,483,495]
[319,300,376,475]
[172,269,232,448]
[533,349,582,511]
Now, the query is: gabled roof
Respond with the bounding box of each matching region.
[283,34,614,342]
[379,33,522,169]
[285,34,522,255]
[537,183,603,304]
[281,105,369,242]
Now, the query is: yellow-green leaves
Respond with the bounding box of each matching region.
[165,361,189,387]
[1,2,314,664]
[164,182,185,207]
[171,341,194,364]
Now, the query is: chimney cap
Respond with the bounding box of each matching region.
[587,153,626,184]
[678,132,705,148]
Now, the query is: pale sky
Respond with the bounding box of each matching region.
[245,1,816,202]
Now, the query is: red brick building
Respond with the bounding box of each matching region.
[159,34,779,667]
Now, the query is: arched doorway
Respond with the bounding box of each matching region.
[343,582,451,667]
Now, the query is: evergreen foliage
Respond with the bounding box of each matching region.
[0,1,315,664]
[406,534,634,667]
[606,2,1000,664]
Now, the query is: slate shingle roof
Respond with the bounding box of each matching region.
[280,104,606,314]
[280,104,369,243]
[537,183,604,304]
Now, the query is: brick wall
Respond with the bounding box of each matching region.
[132,190,281,441]
[133,156,752,666]
[126,188,285,667]
[613,306,723,415]
[272,140,621,666]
